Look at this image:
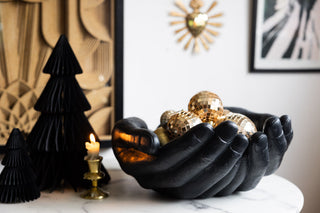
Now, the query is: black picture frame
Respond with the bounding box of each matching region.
[101,0,124,148]
[250,0,320,73]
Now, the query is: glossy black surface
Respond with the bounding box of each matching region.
[111,107,293,199]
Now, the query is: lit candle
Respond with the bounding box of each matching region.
[85,133,100,159]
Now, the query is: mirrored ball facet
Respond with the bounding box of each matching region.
[224,112,257,138]
[208,109,232,128]
[154,127,171,146]
[222,109,232,116]
[160,110,178,128]
[167,110,202,138]
[188,91,224,123]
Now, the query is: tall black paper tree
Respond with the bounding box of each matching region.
[27,35,110,191]
[0,128,40,203]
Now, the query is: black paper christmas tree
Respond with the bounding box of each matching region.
[0,128,40,203]
[27,35,110,191]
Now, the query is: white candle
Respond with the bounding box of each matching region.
[85,133,100,159]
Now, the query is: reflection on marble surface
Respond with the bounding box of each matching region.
[0,150,304,213]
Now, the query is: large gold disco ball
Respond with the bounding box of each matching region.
[188,91,224,124]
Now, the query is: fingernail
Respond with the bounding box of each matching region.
[280,115,292,130]
[267,118,282,138]
[251,133,268,152]
[216,121,238,142]
[231,135,248,153]
[193,123,215,142]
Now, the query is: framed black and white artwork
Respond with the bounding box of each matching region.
[250,0,320,72]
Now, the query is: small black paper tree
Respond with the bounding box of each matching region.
[0,128,40,203]
[27,35,110,191]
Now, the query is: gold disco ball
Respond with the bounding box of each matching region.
[154,127,171,146]
[167,110,202,138]
[224,112,257,138]
[222,109,232,116]
[160,110,178,128]
[188,91,224,123]
[207,109,231,128]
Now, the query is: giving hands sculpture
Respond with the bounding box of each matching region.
[112,108,292,199]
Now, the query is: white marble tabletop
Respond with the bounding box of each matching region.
[0,149,304,213]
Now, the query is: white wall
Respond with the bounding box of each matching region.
[123,0,320,212]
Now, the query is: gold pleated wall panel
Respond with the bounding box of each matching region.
[0,0,115,145]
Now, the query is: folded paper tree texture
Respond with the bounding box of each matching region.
[0,0,116,145]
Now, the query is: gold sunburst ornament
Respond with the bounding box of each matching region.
[170,0,223,53]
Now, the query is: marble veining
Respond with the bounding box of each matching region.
[0,151,304,213]
[187,200,232,213]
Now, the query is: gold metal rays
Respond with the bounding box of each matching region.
[170,0,223,53]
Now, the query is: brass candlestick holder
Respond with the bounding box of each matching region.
[81,156,109,200]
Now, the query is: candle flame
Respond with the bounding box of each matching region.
[90,133,96,143]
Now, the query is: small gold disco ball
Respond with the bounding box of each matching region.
[160,110,178,128]
[188,91,224,123]
[207,109,232,128]
[154,127,171,146]
[167,110,202,138]
[222,109,232,116]
[224,112,257,138]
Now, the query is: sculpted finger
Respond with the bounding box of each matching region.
[237,132,269,191]
[280,115,293,148]
[137,121,239,189]
[216,157,247,196]
[112,117,160,154]
[224,107,248,115]
[264,117,287,175]
[160,134,248,199]
[119,123,215,176]
[198,160,241,198]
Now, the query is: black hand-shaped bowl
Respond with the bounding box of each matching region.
[111,108,293,199]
